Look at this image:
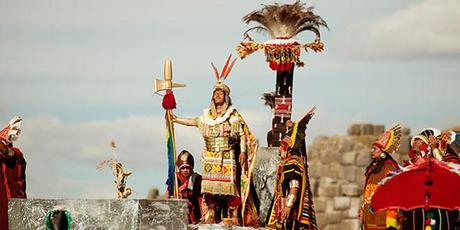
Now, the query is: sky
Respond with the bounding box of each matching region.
[1,0,459,199]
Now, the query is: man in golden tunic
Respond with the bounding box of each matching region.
[172,58,260,226]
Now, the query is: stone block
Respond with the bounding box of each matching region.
[309,159,323,179]
[320,148,333,164]
[355,167,366,185]
[373,125,385,136]
[341,151,357,165]
[341,219,360,230]
[310,178,319,196]
[252,147,280,222]
[313,197,328,213]
[326,211,342,224]
[339,139,355,152]
[8,199,187,230]
[325,183,339,197]
[343,166,357,182]
[342,197,362,219]
[328,162,343,178]
[324,224,341,230]
[356,150,370,167]
[348,124,362,136]
[340,183,360,197]
[333,196,351,211]
[326,199,335,213]
[362,124,374,135]
[316,213,328,229]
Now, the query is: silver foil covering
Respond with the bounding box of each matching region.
[8,198,187,230]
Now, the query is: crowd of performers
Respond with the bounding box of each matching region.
[164,58,460,230]
[1,70,458,230]
[166,58,319,229]
[361,127,460,230]
[0,117,26,230]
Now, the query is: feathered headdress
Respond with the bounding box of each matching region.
[211,54,237,91]
[0,116,23,144]
[209,54,237,118]
[372,124,403,154]
[237,1,329,71]
[242,1,328,40]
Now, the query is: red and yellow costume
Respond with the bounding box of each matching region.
[401,129,459,230]
[266,110,317,230]
[362,125,402,230]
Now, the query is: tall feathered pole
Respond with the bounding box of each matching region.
[237,1,328,147]
[153,59,186,198]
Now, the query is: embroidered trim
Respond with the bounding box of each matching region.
[200,106,236,125]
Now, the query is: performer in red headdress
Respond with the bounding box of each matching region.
[0,117,26,230]
[360,125,402,230]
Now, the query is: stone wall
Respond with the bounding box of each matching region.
[8,199,188,230]
[308,124,410,230]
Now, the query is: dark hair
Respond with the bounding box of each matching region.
[365,152,396,177]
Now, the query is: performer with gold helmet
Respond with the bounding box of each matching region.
[167,150,203,224]
[360,125,402,230]
[172,55,260,226]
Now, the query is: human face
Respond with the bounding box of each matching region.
[370,146,382,159]
[213,89,225,106]
[440,131,452,143]
[412,138,425,152]
[179,166,192,178]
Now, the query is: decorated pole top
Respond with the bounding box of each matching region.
[154,59,186,110]
[237,1,328,71]
[154,59,186,95]
[236,1,328,147]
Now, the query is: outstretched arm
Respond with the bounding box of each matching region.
[171,112,198,127]
[298,105,316,127]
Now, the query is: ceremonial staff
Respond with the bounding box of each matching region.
[154,59,185,198]
[237,2,328,147]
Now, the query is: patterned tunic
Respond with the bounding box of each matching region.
[196,106,245,196]
[362,160,399,230]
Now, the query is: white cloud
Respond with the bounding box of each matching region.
[334,0,460,59]
[16,115,202,198]
[13,106,353,198]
